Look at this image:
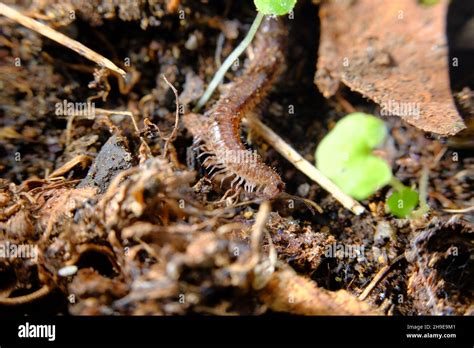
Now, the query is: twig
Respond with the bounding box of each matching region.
[65,108,139,146]
[358,254,405,301]
[251,201,277,290]
[0,2,126,79]
[227,201,271,276]
[334,91,357,113]
[0,284,51,306]
[411,166,430,218]
[48,154,92,179]
[443,206,474,214]
[161,75,180,158]
[418,166,429,212]
[245,115,365,215]
[251,201,271,255]
[94,108,139,135]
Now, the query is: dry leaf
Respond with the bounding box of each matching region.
[315,0,466,135]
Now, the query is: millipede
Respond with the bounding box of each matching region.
[184,17,287,200]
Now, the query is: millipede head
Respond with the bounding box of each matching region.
[260,178,285,200]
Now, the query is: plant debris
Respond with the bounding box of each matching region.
[0,0,472,317]
[315,0,466,135]
[407,217,473,315]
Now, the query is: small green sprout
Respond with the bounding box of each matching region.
[316,112,426,218]
[194,0,297,111]
[386,186,419,218]
[254,0,297,16]
[315,113,392,200]
[419,0,440,6]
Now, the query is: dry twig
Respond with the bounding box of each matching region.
[161,75,181,159]
[0,285,51,306]
[245,115,365,215]
[443,206,474,214]
[0,2,127,78]
[48,155,92,179]
[359,254,405,301]
[95,108,140,135]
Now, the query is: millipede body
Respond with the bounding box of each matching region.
[184,17,287,200]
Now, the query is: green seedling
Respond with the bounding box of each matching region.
[387,168,430,218]
[315,112,425,218]
[386,186,419,218]
[254,0,297,15]
[194,0,297,111]
[315,113,392,200]
[419,0,440,6]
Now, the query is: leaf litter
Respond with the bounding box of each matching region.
[315,0,466,135]
[0,0,472,316]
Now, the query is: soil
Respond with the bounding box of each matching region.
[0,0,472,316]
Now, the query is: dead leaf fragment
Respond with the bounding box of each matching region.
[260,265,379,315]
[315,0,466,135]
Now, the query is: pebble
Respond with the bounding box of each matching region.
[244,211,254,219]
[374,221,396,245]
[185,34,198,50]
[58,265,78,277]
[297,183,311,197]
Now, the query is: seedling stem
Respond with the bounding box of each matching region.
[194,12,265,111]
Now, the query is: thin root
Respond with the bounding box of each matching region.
[0,284,51,306]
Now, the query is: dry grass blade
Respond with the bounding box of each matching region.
[250,201,271,255]
[443,206,474,214]
[0,285,51,306]
[94,108,139,134]
[359,254,405,301]
[48,155,92,179]
[0,2,127,79]
[161,75,180,158]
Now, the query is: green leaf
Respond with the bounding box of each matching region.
[254,0,297,16]
[386,188,419,218]
[419,0,440,6]
[315,112,392,200]
[330,155,393,201]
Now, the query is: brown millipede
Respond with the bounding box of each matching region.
[184,17,286,200]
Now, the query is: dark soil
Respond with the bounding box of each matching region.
[0,0,472,316]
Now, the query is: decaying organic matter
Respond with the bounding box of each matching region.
[0,0,472,317]
[407,217,474,315]
[315,0,466,135]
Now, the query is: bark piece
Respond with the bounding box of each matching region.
[315,0,466,135]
